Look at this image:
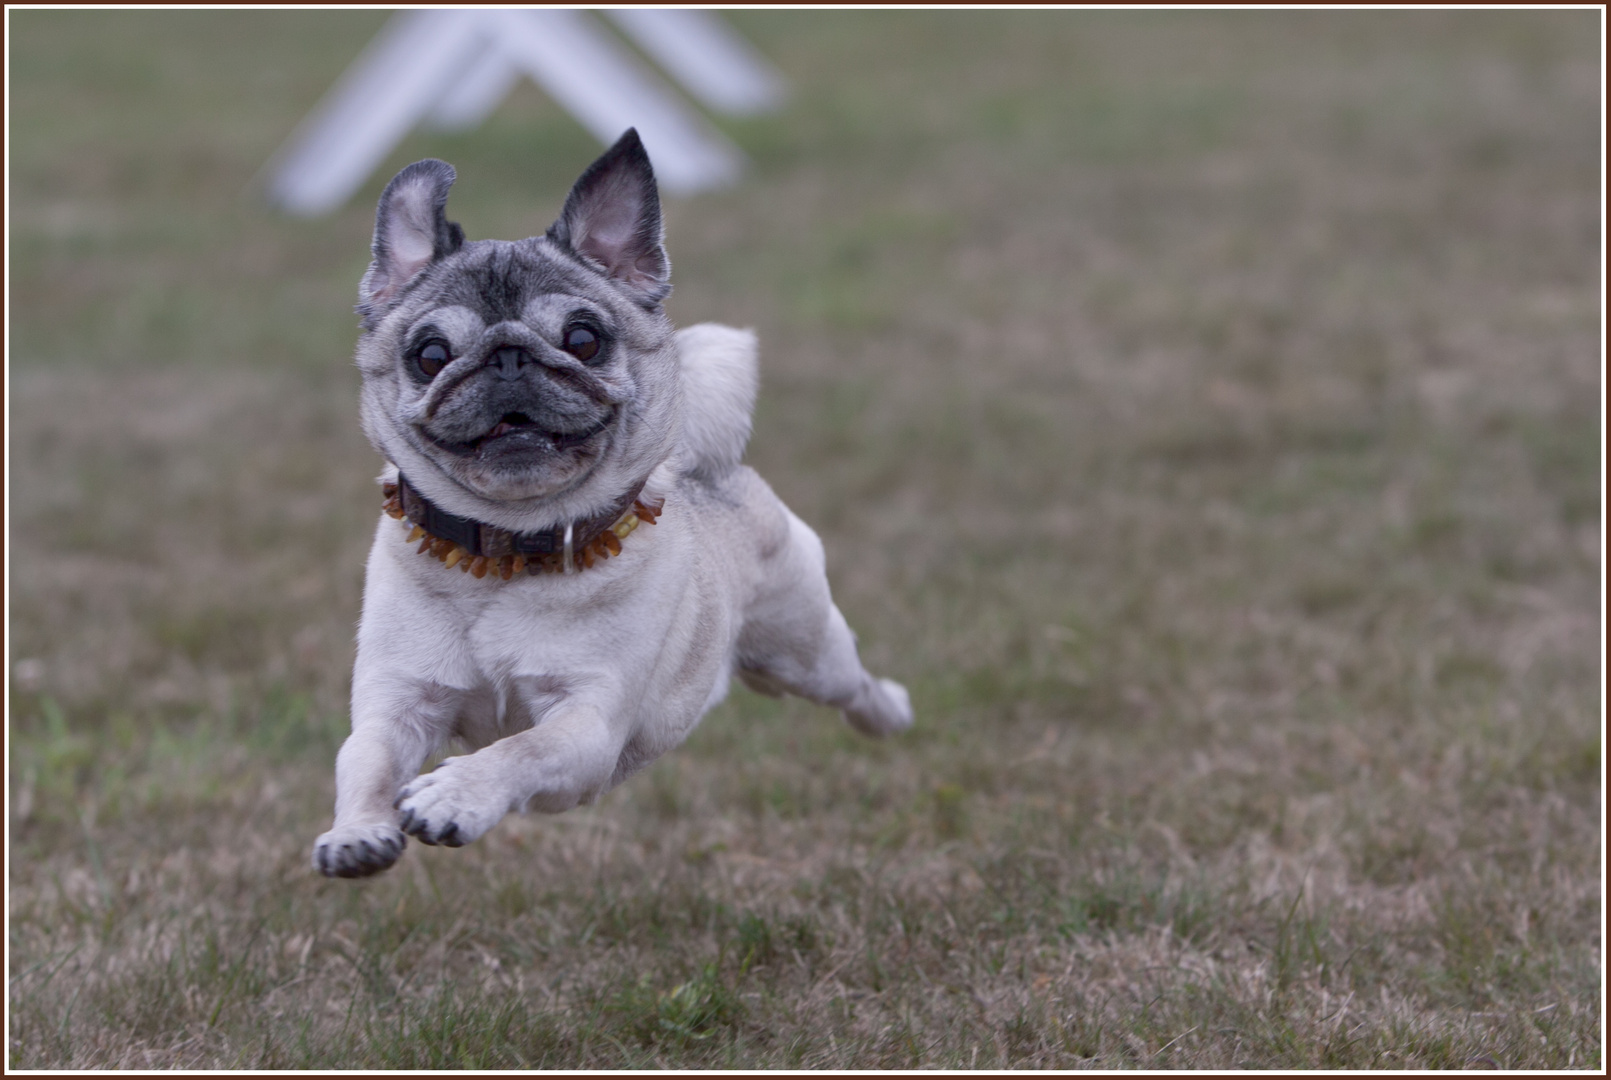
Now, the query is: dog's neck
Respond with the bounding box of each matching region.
[383,473,662,580]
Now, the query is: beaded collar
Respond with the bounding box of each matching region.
[381,473,662,580]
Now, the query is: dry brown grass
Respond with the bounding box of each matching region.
[8,9,1603,1068]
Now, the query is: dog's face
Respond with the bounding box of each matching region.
[353,131,681,531]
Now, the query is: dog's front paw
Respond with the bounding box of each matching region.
[845,676,914,737]
[313,822,406,878]
[396,757,508,847]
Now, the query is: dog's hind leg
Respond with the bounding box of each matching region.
[736,507,913,737]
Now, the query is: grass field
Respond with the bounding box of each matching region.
[7,9,1603,1069]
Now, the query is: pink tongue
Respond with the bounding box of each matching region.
[489,422,514,438]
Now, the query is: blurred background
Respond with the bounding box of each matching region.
[8,10,1602,1070]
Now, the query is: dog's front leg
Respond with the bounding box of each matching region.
[396,704,620,848]
[313,682,457,878]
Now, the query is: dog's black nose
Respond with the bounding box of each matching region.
[487,346,533,380]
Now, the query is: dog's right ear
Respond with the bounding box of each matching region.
[358,159,464,328]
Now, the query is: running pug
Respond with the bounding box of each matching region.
[314,130,913,877]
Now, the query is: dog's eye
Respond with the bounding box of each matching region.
[411,340,451,381]
[561,325,600,363]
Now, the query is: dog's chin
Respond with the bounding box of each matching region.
[418,416,613,503]
[451,457,591,502]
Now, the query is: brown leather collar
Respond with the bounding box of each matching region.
[382,473,662,579]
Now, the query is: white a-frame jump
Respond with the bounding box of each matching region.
[266,9,786,216]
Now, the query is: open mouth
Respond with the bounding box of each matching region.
[476,411,615,451]
[433,410,613,456]
[481,412,542,444]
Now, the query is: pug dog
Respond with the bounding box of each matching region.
[313,130,913,878]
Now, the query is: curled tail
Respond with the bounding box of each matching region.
[675,323,759,481]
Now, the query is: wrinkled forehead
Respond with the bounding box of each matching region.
[421,238,601,324]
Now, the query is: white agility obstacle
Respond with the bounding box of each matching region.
[265,10,786,216]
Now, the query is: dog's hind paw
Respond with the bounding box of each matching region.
[844,676,914,737]
[313,822,406,878]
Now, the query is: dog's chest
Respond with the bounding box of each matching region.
[431,641,577,750]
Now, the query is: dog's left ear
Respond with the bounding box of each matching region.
[547,129,671,306]
[358,159,464,328]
